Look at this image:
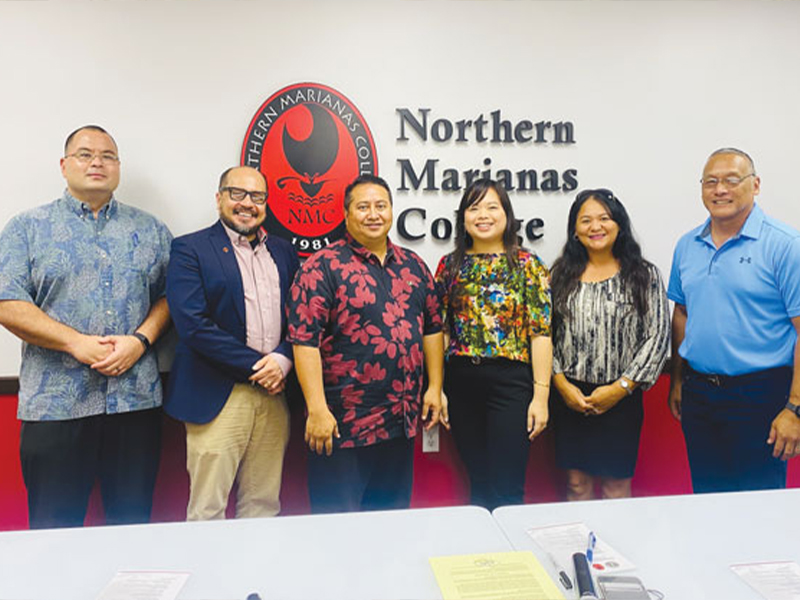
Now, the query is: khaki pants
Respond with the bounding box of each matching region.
[185,383,290,520]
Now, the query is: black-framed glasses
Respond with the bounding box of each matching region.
[700,173,755,189]
[220,186,268,205]
[65,151,120,165]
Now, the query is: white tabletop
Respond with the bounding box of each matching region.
[493,488,800,600]
[0,505,511,600]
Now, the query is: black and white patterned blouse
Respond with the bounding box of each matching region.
[552,264,670,387]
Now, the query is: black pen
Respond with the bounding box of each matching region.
[544,551,573,590]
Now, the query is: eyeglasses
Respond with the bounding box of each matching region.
[700,173,755,189]
[65,151,120,165]
[220,186,268,205]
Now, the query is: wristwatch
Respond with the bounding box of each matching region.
[133,332,151,352]
[618,379,632,395]
[785,401,800,419]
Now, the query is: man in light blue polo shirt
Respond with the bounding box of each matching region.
[667,148,800,493]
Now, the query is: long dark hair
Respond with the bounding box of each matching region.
[441,179,521,289]
[551,188,651,320]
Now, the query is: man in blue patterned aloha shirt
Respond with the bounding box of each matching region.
[0,125,172,528]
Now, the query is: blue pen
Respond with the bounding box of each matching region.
[586,531,597,566]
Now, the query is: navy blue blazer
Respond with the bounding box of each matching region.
[164,221,299,424]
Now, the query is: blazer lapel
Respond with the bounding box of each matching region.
[209,221,247,328]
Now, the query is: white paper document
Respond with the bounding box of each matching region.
[731,561,800,600]
[526,522,636,574]
[422,423,440,452]
[95,571,190,600]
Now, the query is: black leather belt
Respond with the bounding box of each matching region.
[685,364,791,388]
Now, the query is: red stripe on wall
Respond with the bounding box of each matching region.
[2,375,798,530]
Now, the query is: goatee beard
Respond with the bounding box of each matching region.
[221,214,261,238]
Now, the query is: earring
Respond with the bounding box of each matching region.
[573,233,579,240]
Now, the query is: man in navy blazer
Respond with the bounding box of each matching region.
[165,166,299,520]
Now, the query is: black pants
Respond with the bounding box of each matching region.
[20,408,162,529]
[445,356,533,510]
[307,436,414,514]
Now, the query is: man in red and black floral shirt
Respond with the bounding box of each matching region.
[287,174,444,513]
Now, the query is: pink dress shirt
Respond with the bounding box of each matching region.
[222,223,292,377]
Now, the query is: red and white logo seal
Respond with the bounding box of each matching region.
[241,82,378,257]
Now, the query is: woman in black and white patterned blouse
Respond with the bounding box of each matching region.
[550,189,669,500]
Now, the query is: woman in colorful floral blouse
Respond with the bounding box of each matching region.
[435,179,552,510]
[550,189,669,500]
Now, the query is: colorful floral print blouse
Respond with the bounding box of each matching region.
[435,250,551,364]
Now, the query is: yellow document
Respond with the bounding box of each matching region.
[429,551,566,600]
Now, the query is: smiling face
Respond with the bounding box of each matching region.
[216,166,267,240]
[574,197,620,254]
[345,182,393,249]
[60,129,120,203]
[464,188,508,252]
[701,152,759,228]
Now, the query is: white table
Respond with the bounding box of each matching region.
[493,489,800,600]
[0,505,511,600]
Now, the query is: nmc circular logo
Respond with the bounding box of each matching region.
[241,82,378,257]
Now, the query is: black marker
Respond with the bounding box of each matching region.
[572,552,598,599]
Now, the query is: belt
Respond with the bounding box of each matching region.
[685,364,791,388]
[449,355,505,366]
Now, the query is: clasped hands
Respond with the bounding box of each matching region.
[70,333,146,377]
[563,382,625,416]
[249,355,286,395]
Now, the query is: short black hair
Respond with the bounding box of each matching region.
[343,174,392,211]
[218,166,268,191]
[64,125,117,155]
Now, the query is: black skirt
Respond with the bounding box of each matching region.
[551,378,644,479]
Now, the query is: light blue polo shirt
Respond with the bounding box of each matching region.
[667,203,800,375]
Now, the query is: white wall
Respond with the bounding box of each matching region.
[1,1,798,376]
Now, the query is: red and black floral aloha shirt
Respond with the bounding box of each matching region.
[287,234,442,448]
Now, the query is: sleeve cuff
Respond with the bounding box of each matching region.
[269,352,293,378]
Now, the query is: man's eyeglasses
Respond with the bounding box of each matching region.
[700,173,755,189]
[220,186,268,205]
[65,151,120,165]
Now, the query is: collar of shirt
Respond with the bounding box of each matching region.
[63,189,118,220]
[220,220,266,249]
[697,202,764,246]
[344,232,397,265]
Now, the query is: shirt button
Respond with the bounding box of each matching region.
[106,310,113,315]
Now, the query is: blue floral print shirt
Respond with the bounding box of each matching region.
[0,191,172,421]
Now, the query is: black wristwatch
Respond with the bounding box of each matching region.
[785,401,800,419]
[133,332,151,352]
